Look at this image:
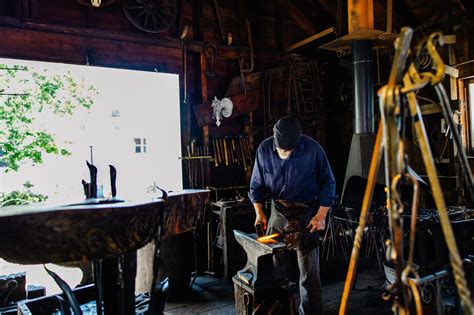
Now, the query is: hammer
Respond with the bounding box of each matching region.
[255,223,265,238]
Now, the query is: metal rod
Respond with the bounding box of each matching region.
[179,156,213,160]
[339,120,383,314]
[404,74,474,313]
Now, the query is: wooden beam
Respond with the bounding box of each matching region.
[287,1,317,35]
[439,64,459,78]
[449,44,458,100]
[317,0,337,18]
[275,0,289,51]
[443,35,457,45]
[336,0,344,36]
[191,0,203,41]
[420,103,441,115]
[348,0,374,33]
[284,27,335,52]
[0,16,241,60]
[386,0,393,33]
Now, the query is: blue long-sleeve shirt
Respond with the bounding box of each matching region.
[249,135,336,206]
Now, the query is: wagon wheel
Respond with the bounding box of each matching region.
[75,0,116,7]
[123,0,177,33]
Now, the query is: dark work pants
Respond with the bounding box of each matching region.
[273,247,322,315]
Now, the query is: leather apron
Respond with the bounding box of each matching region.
[267,200,320,251]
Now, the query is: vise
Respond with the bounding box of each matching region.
[233,230,295,314]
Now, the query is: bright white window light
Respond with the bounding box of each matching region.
[0,57,183,202]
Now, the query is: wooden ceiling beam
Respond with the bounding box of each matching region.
[0,16,242,59]
[317,0,337,18]
[285,26,335,52]
[287,1,317,35]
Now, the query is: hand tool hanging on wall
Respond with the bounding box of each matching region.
[182,141,212,189]
[180,26,190,104]
[204,44,217,78]
[238,18,254,96]
[212,0,227,44]
[212,139,219,167]
[211,136,253,169]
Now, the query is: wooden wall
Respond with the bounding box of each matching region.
[0,0,309,190]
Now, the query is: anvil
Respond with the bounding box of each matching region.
[233,230,286,287]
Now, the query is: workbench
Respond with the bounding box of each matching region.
[0,189,209,314]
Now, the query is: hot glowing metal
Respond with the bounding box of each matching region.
[257,233,280,243]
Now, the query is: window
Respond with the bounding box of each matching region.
[469,83,474,150]
[0,57,183,203]
[134,138,147,153]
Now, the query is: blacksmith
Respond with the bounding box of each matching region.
[249,116,336,314]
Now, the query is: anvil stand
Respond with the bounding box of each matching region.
[86,164,169,315]
[232,230,296,314]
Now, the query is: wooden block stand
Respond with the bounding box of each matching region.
[233,275,296,315]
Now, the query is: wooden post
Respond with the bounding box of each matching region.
[347,0,374,33]
[200,52,209,147]
[386,0,393,33]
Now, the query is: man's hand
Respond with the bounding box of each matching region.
[255,213,268,230]
[306,213,326,233]
[306,206,330,233]
[253,202,267,230]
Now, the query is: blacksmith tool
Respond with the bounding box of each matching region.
[241,137,249,163]
[214,139,221,166]
[199,147,205,187]
[233,230,286,287]
[223,138,229,166]
[239,137,248,171]
[232,138,239,164]
[226,138,233,165]
[86,160,97,199]
[204,43,217,78]
[255,223,264,238]
[109,165,117,198]
[244,137,252,162]
[186,146,193,188]
[212,139,219,167]
[218,138,225,166]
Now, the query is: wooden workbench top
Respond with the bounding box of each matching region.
[0,189,209,264]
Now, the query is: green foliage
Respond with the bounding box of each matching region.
[0,181,48,207]
[0,64,97,171]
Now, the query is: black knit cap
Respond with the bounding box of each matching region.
[273,116,302,150]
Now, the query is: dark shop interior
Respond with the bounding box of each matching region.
[0,0,474,314]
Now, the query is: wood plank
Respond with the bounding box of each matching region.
[285,26,335,52]
[449,44,458,100]
[0,16,241,60]
[0,25,181,72]
[420,103,441,115]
